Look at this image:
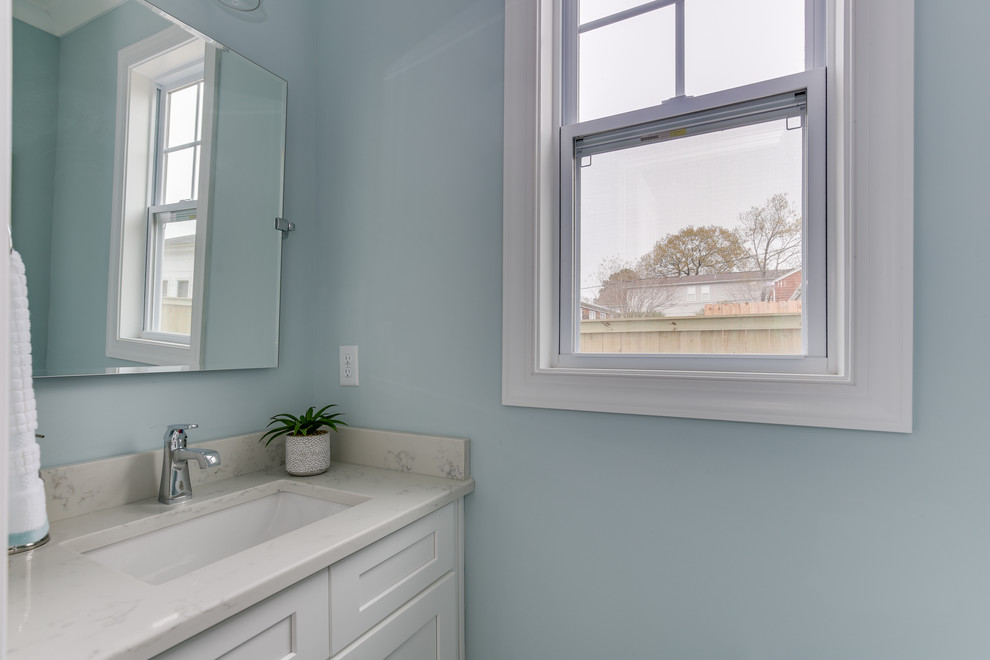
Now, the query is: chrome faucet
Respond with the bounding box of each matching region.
[158,424,220,504]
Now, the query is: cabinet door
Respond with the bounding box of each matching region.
[334,572,457,660]
[330,504,455,654]
[155,569,329,660]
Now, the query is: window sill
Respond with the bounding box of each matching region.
[106,336,198,368]
[503,362,911,432]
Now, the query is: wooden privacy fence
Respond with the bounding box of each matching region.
[704,300,802,316]
[162,298,192,335]
[580,310,802,354]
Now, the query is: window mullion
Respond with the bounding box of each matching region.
[577,0,677,33]
[191,83,202,198]
[145,208,164,334]
[561,0,579,125]
[195,82,203,142]
[163,140,199,153]
[806,0,827,69]
[674,0,684,97]
[153,86,167,206]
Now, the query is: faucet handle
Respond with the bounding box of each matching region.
[166,423,199,433]
[164,424,199,450]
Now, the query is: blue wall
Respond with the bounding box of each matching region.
[312,0,990,658]
[28,0,990,657]
[11,20,58,372]
[43,3,171,373]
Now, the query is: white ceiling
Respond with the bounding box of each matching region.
[13,0,131,37]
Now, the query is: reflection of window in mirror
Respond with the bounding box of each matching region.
[107,26,216,368]
[145,72,202,342]
[147,208,197,337]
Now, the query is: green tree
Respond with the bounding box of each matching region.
[637,225,747,277]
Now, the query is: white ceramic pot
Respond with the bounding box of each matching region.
[284,432,331,476]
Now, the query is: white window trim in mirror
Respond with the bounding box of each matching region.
[106,26,217,369]
[501,0,914,432]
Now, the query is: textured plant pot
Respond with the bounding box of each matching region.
[284,432,331,476]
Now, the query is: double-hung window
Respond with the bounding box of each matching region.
[502,0,914,431]
[559,0,825,371]
[145,71,204,343]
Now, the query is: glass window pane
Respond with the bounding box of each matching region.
[577,117,804,354]
[579,7,675,121]
[163,147,195,204]
[154,210,196,336]
[166,83,199,148]
[685,0,805,97]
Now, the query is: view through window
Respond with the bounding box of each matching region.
[568,0,814,356]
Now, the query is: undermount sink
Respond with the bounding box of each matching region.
[63,482,368,585]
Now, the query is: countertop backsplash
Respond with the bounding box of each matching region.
[41,426,470,522]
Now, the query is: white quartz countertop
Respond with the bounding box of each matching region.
[7,462,475,659]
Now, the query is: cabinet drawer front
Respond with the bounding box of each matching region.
[330,504,456,654]
[333,572,457,660]
[155,569,330,660]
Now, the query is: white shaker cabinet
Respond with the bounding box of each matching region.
[333,572,457,660]
[330,503,456,653]
[154,569,331,659]
[155,501,463,660]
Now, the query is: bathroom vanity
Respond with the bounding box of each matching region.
[6,428,473,659]
[157,501,460,659]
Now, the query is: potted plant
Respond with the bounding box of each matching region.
[260,404,347,476]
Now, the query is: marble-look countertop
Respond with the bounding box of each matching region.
[8,457,474,659]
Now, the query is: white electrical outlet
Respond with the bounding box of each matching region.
[339,345,359,386]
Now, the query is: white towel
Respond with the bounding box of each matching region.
[8,249,48,548]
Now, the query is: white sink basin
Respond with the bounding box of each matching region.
[64,482,367,585]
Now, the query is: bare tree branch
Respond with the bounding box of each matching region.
[735,193,802,301]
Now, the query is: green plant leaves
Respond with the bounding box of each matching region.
[259,404,348,446]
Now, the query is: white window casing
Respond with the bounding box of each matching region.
[502,0,914,432]
[106,26,216,368]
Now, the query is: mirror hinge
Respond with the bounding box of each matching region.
[274,217,295,238]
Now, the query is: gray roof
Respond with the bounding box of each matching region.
[632,268,800,288]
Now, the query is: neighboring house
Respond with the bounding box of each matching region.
[770,268,802,302]
[594,269,802,318]
[580,301,615,320]
[159,233,196,335]
[162,233,196,301]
